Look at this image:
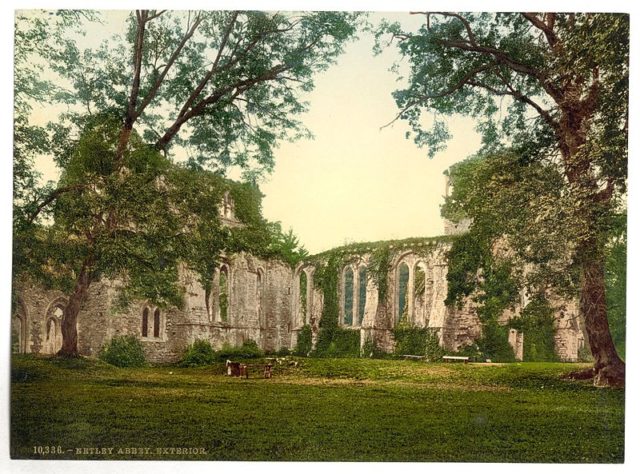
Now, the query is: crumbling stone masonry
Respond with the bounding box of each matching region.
[11,194,587,363]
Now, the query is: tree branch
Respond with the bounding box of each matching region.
[27,184,86,223]
[175,11,239,121]
[492,70,559,131]
[155,63,290,150]
[411,12,565,105]
[127,10,148,127]
[412,11,477,44]
[135,13,204,118]
[522,13,558,48]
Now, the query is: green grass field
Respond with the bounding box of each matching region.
[10,355,624,462]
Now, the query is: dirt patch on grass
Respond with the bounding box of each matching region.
[274,375,510,392]
[468,362,509,367]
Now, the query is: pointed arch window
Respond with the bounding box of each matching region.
[44,300,65,354]
[397,262,410,324]
[153,308,161,338]
[357,266,367,326]
[216,264,230,322]
[142,307,149,337]
[343,267,354,326]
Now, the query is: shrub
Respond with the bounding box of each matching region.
[361,336,387,359]
[517,297,558,362]
[315,327,360,357]
[99,335,146,367]
[393,325,428,356]
[425,329,445,361]
[455,343,482,361]
[180,339,216,367]
[475,322,516,362]
[276,346,291,356]
[215,340,264,361]
[294,325,313,356]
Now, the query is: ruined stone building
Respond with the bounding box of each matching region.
[11,188,587,363]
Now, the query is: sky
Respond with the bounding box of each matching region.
[259,13,482,253]
[25,10,483,255]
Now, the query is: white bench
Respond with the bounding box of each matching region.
[442,355,469,363]
[401,355,426,361]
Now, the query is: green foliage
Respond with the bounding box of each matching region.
[310,236,452,357]
[313,253,341,331]
[14,10,362,354]
[511,297,558,362]
[444,232,489,307]
[275,347,292,357]
[392,326,445,361]
[98,335,147,368]
[294,325,313,356]
[315,328,360,358]
[605,230,626,359]
[181,339,264,365]
[425,329,445,362]
[214,340,264,361]
[379,13,629,372]
[343,268,354,325]
[369,246,391,300]
[393,325,429,356]
[474,323,516,362]
[443,151,573,302]
[360,336,381,358]
[265,224,310,267]
[397,263,410,322]
[180,339,216,367]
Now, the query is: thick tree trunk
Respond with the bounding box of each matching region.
[580,257,625,387]
[57,262,93,358]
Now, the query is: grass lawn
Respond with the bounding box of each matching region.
[10,355,624,462]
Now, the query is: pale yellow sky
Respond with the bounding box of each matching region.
[25,11,482,254]
[260,13,481,253]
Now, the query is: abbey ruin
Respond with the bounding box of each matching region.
[11,189,587,363]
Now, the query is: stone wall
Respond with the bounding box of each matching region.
[12,252,296,363]
[12,242,587,363]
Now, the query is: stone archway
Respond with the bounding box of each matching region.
[43,297,67,354]
[11,298,28,354]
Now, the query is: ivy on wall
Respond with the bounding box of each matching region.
[445,232,522,361]
[509,296,558,362]
[294,325,313,356]
[308,236,452,357]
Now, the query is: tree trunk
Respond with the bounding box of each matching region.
[580,256,625,387]
[57,262,93,357]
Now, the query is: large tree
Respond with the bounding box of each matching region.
[14,10,360,357]
[378,13,627,386]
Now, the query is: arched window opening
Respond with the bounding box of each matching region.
[299,271,308,324]
[343,268,354,326]
[219,265,229,322]
[222,191,234,219]
[44,301,65,354]
[397,263,410,324]
[142,307,149,337]
[414,264,427,324]
[153,308,161,338]
[357,267,367,325]
[12,302,27,354]
[46,319,56,341]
